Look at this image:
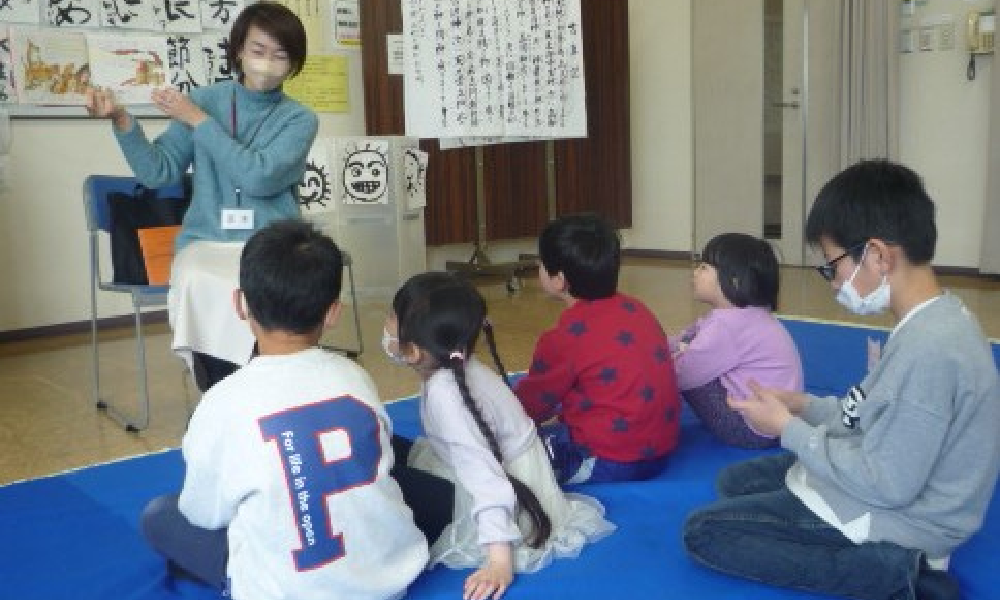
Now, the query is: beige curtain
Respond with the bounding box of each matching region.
[981,61,1000,274]
[838,0,899,165]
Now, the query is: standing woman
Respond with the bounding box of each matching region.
[85,2,318,390]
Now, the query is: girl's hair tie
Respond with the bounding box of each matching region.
[449,351,465,362]
[482,317,493,329]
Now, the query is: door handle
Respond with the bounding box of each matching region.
[772,101,801,108]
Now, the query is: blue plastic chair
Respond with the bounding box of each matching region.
[83,175,188,432]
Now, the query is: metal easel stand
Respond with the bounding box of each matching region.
[445,142,555,293]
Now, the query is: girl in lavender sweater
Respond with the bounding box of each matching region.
[671,233,803,448]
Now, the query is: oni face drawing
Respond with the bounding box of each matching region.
[343,147,388,203]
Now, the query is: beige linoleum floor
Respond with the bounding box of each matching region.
[2,257,998,484]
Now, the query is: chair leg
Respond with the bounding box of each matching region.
[90,273,102,413]
[347,259,364,357]
[320,257,364,359]
[95,295,151,432]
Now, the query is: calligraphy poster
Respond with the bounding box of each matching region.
[45,0,101,28]
[154,0,202,33]
[11,27,89,104]
[166,33,209,92]
[199,0,244,30]
[0,0,40,25]
[200,32,232,84]
[99,0,158,29]
[402,0,587,140]
[0,26,13,103]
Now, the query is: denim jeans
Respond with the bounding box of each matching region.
[538,421,669,484]
[683,453,922,600]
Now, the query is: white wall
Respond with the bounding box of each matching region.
[898,0,993,268]
[626,0,693,252]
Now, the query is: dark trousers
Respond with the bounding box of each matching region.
[390,435,456,545]
[140,494,228,591]
[190,351,240,393]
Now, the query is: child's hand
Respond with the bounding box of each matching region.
[728,381,793,438]
[464,542,513,600]
[766,387,809,415]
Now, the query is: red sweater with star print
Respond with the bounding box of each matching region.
[515,293,681,462]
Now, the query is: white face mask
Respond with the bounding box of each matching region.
[835,245,891,315]
[241,57,289,90]
[382,327,408,365]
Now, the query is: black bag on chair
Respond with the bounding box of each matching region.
[108,180,191,285]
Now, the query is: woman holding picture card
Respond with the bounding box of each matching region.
[85,2,318,391]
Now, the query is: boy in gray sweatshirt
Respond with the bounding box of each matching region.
[683,160,1000,600]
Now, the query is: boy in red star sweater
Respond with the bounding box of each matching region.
[515,214,681,484]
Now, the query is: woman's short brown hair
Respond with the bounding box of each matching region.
[228,2,308,78]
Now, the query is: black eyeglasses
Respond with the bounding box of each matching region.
[815,241,867,282]
[691,252,711,268]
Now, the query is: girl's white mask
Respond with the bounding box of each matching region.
[381,327,408,365]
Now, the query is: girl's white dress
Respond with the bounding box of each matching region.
[407,358,615,573]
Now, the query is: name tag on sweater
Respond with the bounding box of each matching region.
[222,209,254,230]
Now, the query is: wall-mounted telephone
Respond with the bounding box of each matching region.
[968,11,995,54]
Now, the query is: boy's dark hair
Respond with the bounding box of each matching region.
[393,272,551,547]
[239,219,342,334]
[701,233,780,311]
[228,1,308,78]
[538,213,621,300]
[805,159,937,265]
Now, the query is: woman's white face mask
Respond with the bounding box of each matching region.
[835,245,891,315]
[242,57,290,90]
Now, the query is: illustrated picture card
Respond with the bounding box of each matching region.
[11,27,89,104]
[87,34,170,104]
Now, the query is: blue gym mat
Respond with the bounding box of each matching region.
[1,317,997,599]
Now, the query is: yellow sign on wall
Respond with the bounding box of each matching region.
[283,55,350,113]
